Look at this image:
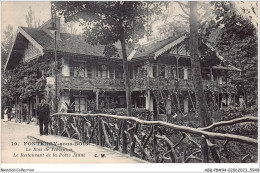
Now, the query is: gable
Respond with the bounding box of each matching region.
[24,41,42,62]
[153,35,187,59]
[168,39,190,56]
[4,27,44,71]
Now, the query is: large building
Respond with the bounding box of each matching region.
[5,18,241,122]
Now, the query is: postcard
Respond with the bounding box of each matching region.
[1,1,258,172]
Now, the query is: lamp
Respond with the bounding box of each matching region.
[47,21,58,34]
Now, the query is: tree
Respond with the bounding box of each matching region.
[1,25,14,64]
[53,1,163,117]
[204,2,258,107]
[1,25,15,111]
[60,21,78,34]
[26,6,42,28]
[189,2,211,163]
[189,2,212,127]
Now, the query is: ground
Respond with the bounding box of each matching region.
[1,120,145,163]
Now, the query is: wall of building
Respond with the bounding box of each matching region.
[59,90,70,112]
[62,57,70,76]
[24,41,41,61]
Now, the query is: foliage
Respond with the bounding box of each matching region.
[103,44,119,58]
[219,105,257,121]
[60,20,78,34]
[1,25,15,115]
[4,57,53,101]
[204,2,257,107]
[65,100,75,110]
[53,1,166,116]
[54,2,163,46]
[26,6,42,28]
[209,106,258,137]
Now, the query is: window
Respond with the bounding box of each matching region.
[69,61,92,78]
[97,64,109,78]
[152,64,157,77]
[168,66,176,79]
[69,61,74,76]
[188,68,192,80]
[86,63,92,78]
[74,62,85,77]
[159,65,166,78]
[115,66,123,79]
[135,65,143,78]
[178,67,184,79]
[74,97,87,113]
[201,68,211,80]
[136,97,145,108]
[171,67,177,79]
[109,66,115,79]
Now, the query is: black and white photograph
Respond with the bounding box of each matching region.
[1,1,258,172]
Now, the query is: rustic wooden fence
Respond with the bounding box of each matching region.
[49,113,258,163]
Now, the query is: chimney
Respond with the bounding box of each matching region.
[40,17,61,40]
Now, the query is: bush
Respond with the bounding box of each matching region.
[212,105,258,136]
[219,105,257,121]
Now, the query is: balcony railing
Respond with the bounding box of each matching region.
[59,76,233,92]
[59,76,125,90]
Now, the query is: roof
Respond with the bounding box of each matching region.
[130,36,182,60]
[20,27,108,57]
[5,25,240,73]
[153,35,187,59]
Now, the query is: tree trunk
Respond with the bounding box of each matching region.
[120,30,132,116]
[190,1,211,163]
[189,2,211,127]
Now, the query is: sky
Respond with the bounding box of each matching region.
[1,1,258,42]
[2,1,51,31]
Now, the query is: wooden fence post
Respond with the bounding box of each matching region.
[82,117,86,143]
[98,116,103,146]
[153,125,158,163]
[130,123,139,156]
[58,115,62,136]
[122,120,127,154]
[201,135,209,163]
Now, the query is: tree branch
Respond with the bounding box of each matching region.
[176,2,190,16]
[199,116,258,131]
[180,14,189,21]
[177,1,189,8]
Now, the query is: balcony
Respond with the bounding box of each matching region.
[59,76,233,92]
[218,83,236,93]
[131,77,220,91]
[59,76,125,90]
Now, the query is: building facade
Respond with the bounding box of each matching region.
[5,18,241,122]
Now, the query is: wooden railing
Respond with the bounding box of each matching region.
[59,75,225,92]
[59,76,125,90]
[49,113,257,163]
